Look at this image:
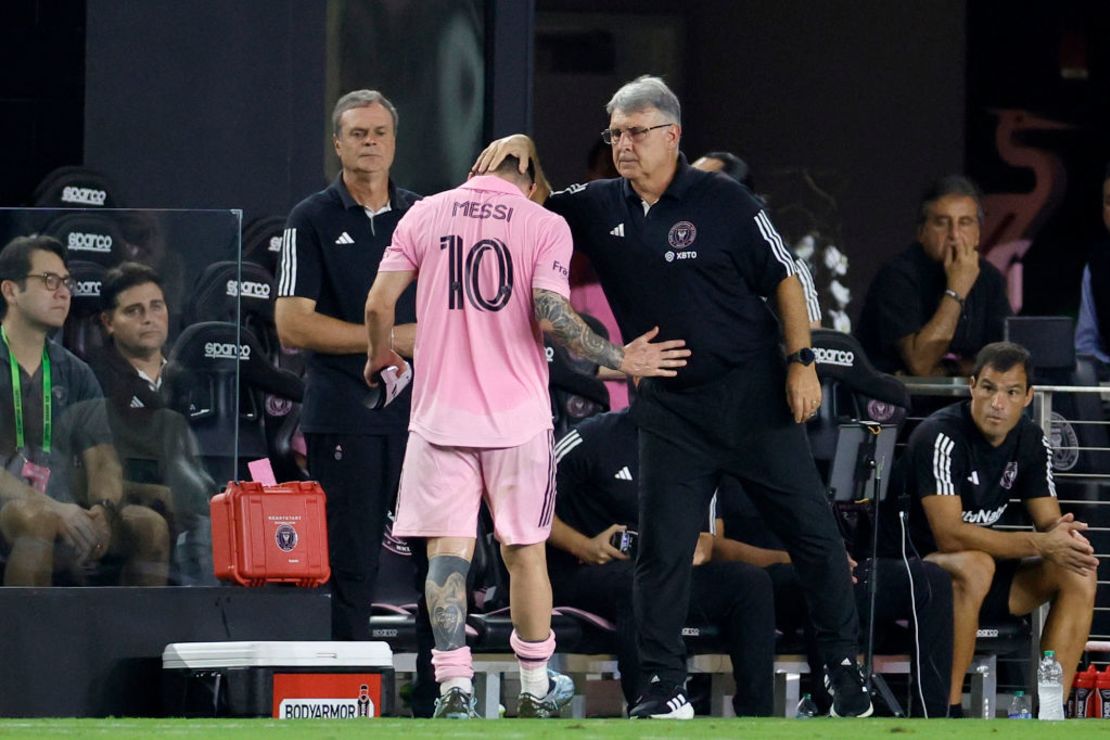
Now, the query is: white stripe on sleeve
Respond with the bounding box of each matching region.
[1041,435,1057,497]
[794,258,822,324]
[754,211,796,276]
[932,433,956,495]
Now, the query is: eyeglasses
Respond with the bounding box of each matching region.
[24,272,77,293]
[600,123,674,145]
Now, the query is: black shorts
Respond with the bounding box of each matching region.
[979,559,1021,623]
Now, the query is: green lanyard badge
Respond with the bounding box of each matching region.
[1,326,52,454]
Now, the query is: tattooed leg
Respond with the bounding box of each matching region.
[426,546,475,691]
[427,554,470,651]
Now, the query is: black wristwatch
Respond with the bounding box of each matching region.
[786,347,816,367]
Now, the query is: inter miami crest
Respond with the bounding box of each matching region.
[275,523,299,552]
[668,221,697,249]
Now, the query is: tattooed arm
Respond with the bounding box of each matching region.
[533,288,690,378]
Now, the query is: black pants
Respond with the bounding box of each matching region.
[551,558,775,716]
[631,359,859,692]
[306,432,406,640]
[769,557,953,718]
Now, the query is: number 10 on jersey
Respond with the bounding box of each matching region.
[440,234,515,312]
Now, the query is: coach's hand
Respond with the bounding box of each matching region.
[620,326,690,378]
[580,523,630,565]
[471,134,535,177]
[786,362,822,423]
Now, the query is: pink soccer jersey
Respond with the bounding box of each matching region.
[378,175,573,447]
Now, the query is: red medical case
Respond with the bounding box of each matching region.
[211,481,331,587]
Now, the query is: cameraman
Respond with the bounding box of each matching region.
[548,408,776,716]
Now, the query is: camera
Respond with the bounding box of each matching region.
[609,529,638,556]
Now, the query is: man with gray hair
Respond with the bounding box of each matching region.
[857,174,1011,376]
[275,89,419,641]
[474,75,871,718]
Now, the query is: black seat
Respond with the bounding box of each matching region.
[32,165,120,208]
[44,212,127,267]
[61,261,108,362]
[241,215,288,278]
[163,322,302,480]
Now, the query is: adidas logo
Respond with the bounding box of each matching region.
[335,232,355,245]
[967,471,980,485]
[129,396,145,408]
[609,223,625,237]
[614,466,633,481]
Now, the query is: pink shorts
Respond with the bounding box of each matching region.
[392,429,556,546]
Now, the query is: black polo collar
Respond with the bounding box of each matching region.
[619,152,697,206]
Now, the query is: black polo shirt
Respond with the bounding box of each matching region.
[278,175,420,434]
[0,337,108,502]
[546,155,799,390]
[549,409,641,574]
[856,242,1011,374]
[881,401,1054,556]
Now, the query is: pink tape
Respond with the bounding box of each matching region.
[510,629,555,668]
[431,646,474,682]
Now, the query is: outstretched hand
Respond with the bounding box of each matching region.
[619,326,690,378]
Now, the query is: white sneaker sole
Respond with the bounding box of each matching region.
[631,702,695,719]
[830,700,874,718]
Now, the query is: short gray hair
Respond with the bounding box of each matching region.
[332,90,399,136]
[605,75,681,125]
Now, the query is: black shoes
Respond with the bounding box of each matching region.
[629,680,695,719]
[824,658,875,718]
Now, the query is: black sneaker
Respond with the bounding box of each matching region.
[629,680,694,719]
[432,687,479,719]
[824,658,874,718]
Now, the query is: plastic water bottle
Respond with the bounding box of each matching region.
[1037,650,1065,720]
[795,692,818,719]
[1008,690,1032,719]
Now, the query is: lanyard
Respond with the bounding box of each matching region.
[1,327,51,454]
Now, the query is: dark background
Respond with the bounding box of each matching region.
[3,0,1109,321]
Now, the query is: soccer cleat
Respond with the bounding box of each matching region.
[628,679,695,719]
[824,658,875,718]
[517,669,575,718]
[432,687,479,719]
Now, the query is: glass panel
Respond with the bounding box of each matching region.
[0,208,248,587]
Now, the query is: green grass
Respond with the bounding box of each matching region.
[1,718,1109,738]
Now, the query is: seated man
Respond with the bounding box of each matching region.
[90,261,215,584]
[1075,163,1110,379]
[0,236,169,586]
[549,408,776,716]
[712,477,953,718]
[881,341,1097,717]
[856,175,1011,376]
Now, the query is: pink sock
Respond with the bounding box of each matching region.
[510,629,556,667]
[432,646,474,684]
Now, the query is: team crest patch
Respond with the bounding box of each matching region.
[668,221,697,249]
[275,523,299,552]
[1000,461,1018,490]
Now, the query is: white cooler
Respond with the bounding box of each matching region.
[162,641,394,718]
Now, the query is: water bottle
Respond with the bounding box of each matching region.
[795,692,818,719]
[1008,690,1032,719]
[1037,650,1065,720]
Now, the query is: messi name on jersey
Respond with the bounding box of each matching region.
[452,201,514,222]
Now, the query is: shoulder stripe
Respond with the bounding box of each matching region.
[1041,435,1057,497]
[278,227,298,296]
[932,432,956,495]
[795,258,821,323]
[754,211,796,276]
[554,430,583,464]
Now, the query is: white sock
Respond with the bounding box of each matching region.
[520,662,549,698]
[441,677,472,695]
